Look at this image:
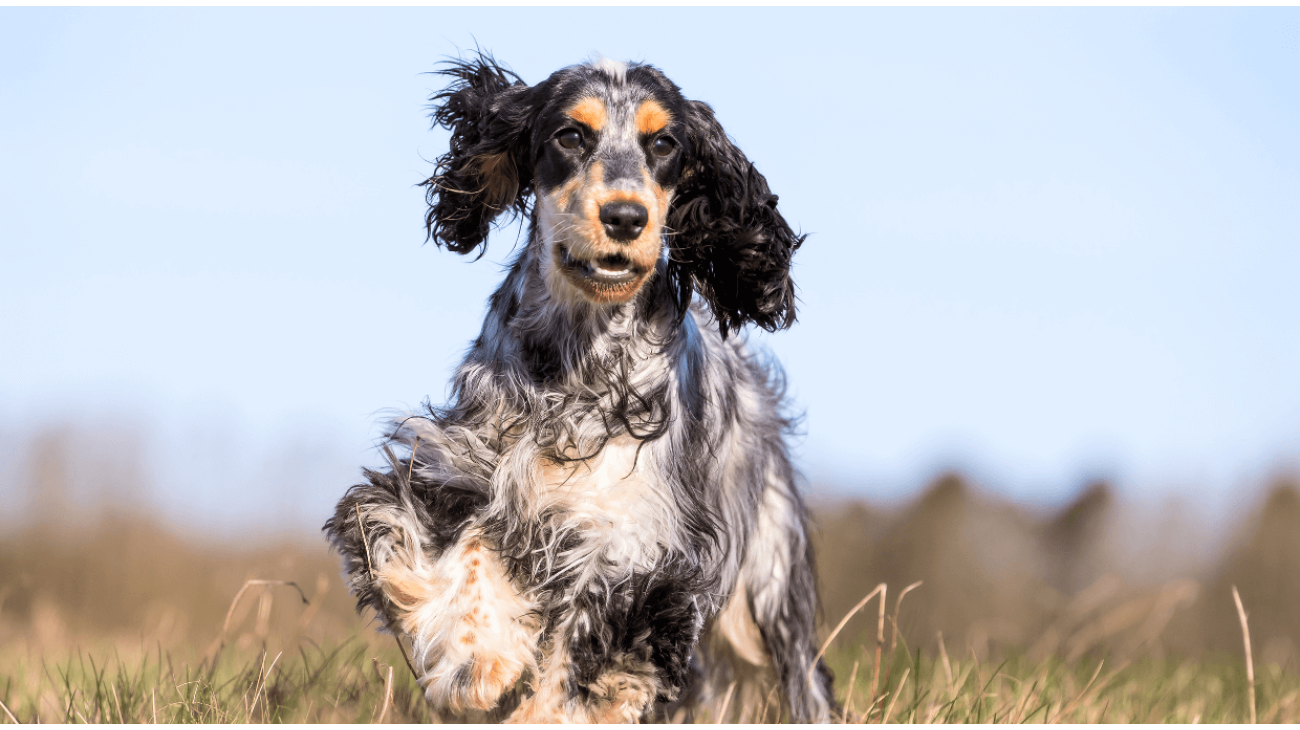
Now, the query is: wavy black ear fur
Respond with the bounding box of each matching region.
[421,53,536,257]
[666,99,804,338]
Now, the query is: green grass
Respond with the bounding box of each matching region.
[0,637,430,724]
[3,635,1295,723]
[823,641,1297,723]
[6,493,1300,723]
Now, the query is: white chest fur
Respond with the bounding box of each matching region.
[538,435,679,577]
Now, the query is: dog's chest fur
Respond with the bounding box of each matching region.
[538,435,677,573]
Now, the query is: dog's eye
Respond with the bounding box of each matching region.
[651,136,676,157]
[557,129,583,150]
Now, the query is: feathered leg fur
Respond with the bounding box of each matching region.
[326,425,541,716]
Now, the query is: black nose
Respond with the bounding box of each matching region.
[599,201,648,242]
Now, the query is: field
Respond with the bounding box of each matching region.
[4,631,1299,723]
[4,472,1300,722]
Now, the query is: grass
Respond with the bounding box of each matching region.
[3,634,1297,723]
[6,468,1300,722]
[0,576,1292,724]
[828,643,1300,723]
[0,637,431,723]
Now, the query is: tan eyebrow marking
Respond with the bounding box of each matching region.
[635,100,672,135]
[567,96,607,131]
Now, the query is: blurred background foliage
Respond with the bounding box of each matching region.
[3,418,1298,674]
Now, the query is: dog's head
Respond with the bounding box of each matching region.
[423,53,803,336]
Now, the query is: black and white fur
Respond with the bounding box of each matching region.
[325,54,835,723]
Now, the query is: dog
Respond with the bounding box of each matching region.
[325,53,836,723]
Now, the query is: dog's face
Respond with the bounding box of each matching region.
[424,55,804,335]
[531,61,686,305]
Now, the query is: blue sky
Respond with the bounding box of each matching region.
[2,8,1298,533]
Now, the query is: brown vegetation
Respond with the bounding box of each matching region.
[4,426,1300,721]
[816,471,1300,668]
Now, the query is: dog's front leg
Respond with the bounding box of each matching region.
[327,445,539,715]
[379,526,540,714]
[507,575,704,723]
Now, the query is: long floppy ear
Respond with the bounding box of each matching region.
[421,54,536,257]
[666,99,804,337]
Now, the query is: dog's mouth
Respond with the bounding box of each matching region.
[558,245,646,292]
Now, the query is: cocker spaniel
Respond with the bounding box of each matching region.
[325,53,836,723]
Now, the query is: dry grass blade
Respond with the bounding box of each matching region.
[407,435,420,486]
[247,651,283,721]
[376,662,394,724]
[881,666,911,724]
[254,590,274,640]
[204,579,310,665]
[0,697,19,724]
[1010,677,1039,724]
[871,583,887,713]
[808,583,886,683]
[888,581,924,655]
[389,633,418,686]
[1233,585,1257,724]
[1049,658,1104,723]
[937,631,954,689]
[842,659,860,723]
[715,681,737,724]
[221,580,310,637]
[356,504,376,580]
[881,581,922,697]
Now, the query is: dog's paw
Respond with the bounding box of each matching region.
[503,652,659,723]
[504,696,569,724]
[586,659,659,723]
[378,530,539,713]
[423,645,528,713]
